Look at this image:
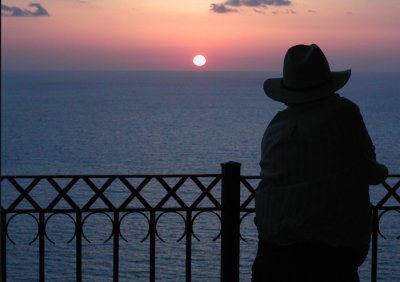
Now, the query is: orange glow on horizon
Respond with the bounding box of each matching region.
[1,0,399,71]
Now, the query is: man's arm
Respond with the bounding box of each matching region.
[346,100,388,184]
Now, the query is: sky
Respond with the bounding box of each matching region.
[1,0,400,71]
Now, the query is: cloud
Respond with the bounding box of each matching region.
[271,8,296,15]
[1,3,50,17]
[210,0,291,14]
[210,4,238,13]
[253,8,266,14]
[227,0,291,5]
[285,8,296,14]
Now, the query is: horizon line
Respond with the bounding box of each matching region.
[2,69,400,74]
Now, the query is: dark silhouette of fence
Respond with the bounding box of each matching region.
[1,162,399,282]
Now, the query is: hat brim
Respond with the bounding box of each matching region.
[263,69,351,104]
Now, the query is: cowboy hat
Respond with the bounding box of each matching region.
[263,44,351,103]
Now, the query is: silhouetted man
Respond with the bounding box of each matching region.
[252,44,388,282]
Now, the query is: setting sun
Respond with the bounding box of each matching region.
[193,55,206,67]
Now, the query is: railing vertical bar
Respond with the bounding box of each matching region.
[76,212,82,282]
[113,211,120,282]
[186,210,192,282]
[371,207,378,282]
[150,211,156,282]
[220,162,241,282]
[39,212,45,282]
[1,208,6,282]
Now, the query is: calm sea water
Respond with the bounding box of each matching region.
[1,71,399,281]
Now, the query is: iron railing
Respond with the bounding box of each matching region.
[0,162,399,281]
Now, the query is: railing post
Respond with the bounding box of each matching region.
[185,210,192,282]
[1,207,6,282]
[76,211,82,282]
[220,161,241,282]
[371,206,379,282]
[149,211,156,282]
[113,211,120,282]
[39,211,45,282]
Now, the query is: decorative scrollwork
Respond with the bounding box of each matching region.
[376,209,400,240]
[155,211,187,243]
[44,212,77,244]
[6,213,39,245]
[81,212,114,243]
[192,211,221,242]
[119,211,151,243]
[239,211,255,243]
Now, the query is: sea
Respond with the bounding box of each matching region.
[1,71,399,281]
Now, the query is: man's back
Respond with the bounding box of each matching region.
[256,94,373,259]
[259,94,375,186]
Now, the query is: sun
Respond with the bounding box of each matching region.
[193,55,206,67]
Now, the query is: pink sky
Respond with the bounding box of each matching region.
[1,0,400,71]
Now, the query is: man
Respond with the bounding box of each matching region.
[252,44,388,282]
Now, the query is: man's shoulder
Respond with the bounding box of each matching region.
[268,95,361,125]
[333,95,360,112]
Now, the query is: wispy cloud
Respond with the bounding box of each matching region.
[1,3,50,17]
[210,3,238,14]
[273,8,296,15]
[210,0,291,14]
[253,8,266,14]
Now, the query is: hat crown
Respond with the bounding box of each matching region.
[283,44,331,90]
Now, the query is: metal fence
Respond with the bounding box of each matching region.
[1,162,399,282]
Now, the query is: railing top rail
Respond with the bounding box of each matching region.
[2,174,399,178]
[240,174,400,178]
[1,174,222,179]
